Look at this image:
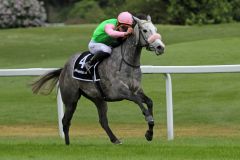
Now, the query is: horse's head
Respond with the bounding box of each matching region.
[133,16,165,55]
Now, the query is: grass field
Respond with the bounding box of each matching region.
[0,23,240,159]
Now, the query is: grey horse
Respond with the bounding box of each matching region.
[32,16,165,145]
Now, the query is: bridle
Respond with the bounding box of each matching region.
[136,21,163,55]
[136,21,152,48]
[119,21,153,70]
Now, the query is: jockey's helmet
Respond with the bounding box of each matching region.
[117,12,133,25]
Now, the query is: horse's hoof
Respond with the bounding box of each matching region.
[112,139,122,145]
[145,130,153,141]
[65,140,70,145]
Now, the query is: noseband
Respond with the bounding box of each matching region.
[119,21,158,70]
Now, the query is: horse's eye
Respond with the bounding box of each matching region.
[143,29,147,33]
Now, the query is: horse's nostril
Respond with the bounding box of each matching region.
[157,46,163,50]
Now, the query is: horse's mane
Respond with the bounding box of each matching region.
[111,31,137,56]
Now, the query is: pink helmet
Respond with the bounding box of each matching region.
[117,12,133,25]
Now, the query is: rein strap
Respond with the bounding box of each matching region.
[119,43,140,71]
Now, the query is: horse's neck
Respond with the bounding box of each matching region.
[111,36,142,69]
[98,36,142,88]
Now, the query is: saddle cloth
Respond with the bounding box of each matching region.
[72,51,100,82]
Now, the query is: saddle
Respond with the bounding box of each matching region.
[72,51,100,82]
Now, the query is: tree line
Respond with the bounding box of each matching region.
[1,0,240,28]
[42,0,240,25]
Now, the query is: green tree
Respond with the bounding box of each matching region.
[122,0,169,23]
[67,0,106,23]
[168,0,233,25]
[99,0,169,23]
[230,0,240,21]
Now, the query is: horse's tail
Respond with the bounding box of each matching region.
[31,68,62,95]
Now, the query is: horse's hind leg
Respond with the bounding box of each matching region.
[61,88,81,145]
[62,101,78,145]
[93,99,121,144]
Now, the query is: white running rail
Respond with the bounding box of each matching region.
[1,65,240,140]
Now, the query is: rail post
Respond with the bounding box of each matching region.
[57,86,65,138]
[164,73,174,140]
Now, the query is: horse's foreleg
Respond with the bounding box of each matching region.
[125,93,154,141]
[137,91,154,141]
[128,95,153,121]
[94,99,121,144]
[138,91,153,115]
[62,102,77,145]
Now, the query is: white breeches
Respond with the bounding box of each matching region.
[88,40,112,54]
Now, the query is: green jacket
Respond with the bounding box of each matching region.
[91,19,120,46]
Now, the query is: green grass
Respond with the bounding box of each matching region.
[0,23,240,159]
[0,137,240,160]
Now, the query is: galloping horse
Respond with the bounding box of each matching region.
[32,16,165,145]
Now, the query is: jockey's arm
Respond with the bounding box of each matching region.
[105,24,128,38]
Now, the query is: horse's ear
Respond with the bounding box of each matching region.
[147,15,151,21]
[134,23,139,45]
[133,16,143,29]
[133,16,141,24]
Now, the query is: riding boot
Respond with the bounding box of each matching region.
[85,51,110,72]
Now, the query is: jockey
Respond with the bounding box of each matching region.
[85,11,134,70]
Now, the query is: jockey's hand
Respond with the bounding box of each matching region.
[124,27,133,38]
[126,27,133,35]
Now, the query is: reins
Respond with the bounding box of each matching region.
[119,42,140,71]
[119,23,148,71]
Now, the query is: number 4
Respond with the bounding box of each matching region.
[79,54,90,69]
